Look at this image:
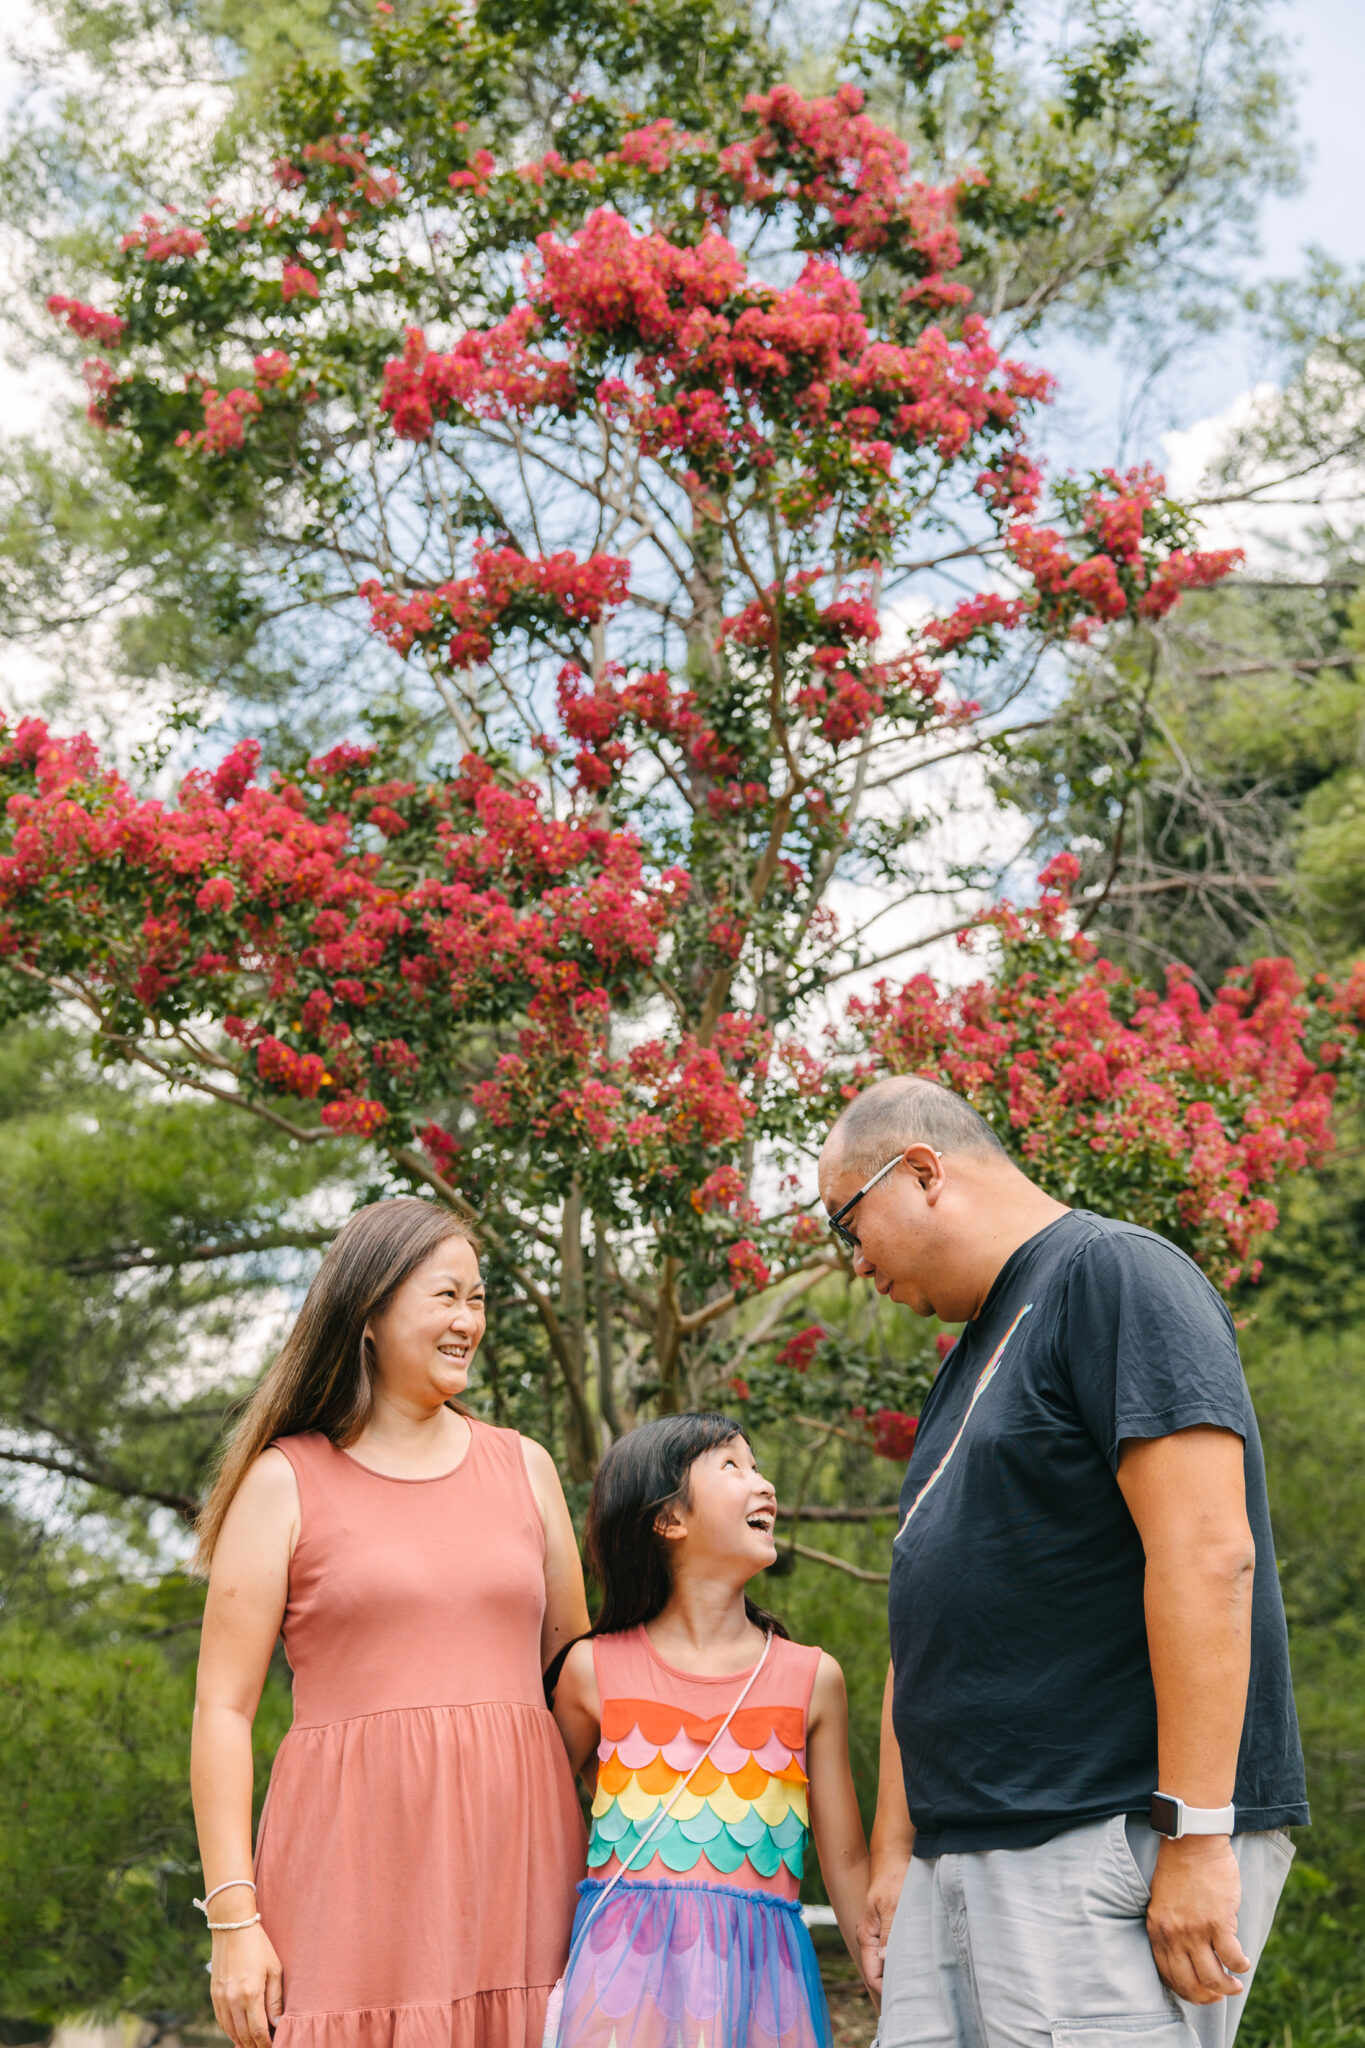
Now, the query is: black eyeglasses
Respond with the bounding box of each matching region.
[826,1154,903,1251]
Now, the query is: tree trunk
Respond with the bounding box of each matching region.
[654,1255,683,1414]
[559,1180,596,1479]
[594,1215,623,1441]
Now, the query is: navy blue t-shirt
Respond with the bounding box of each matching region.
[888,1209,1308,1856]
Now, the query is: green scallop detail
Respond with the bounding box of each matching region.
[587,1797,811,1883]
[743,1833,783,1879]
[771,1808,807,1851]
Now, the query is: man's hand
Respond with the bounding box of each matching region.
[1146,1836,1250,2005]
[857,1853,909,1998]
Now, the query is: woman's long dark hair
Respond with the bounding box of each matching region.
[194,1196,481,1571]
[585,1412,789,1640]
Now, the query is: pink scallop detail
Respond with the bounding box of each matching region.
[614,1725,660,1770]
[752,1731,800,1773]
[705,1728,754,1775]
[659,1730,710,1772]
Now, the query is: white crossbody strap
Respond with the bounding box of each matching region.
[581,1629,773,1931]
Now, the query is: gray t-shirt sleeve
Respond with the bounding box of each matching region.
[1054,1230,1250,1470]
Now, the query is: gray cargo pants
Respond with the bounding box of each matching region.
[879,1817,1295,2048]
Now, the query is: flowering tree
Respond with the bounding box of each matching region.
[17,32,1351,1484]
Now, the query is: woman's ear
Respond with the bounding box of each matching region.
[654,1502,687,1545]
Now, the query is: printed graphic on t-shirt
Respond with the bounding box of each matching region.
[895,1301,1033,1541]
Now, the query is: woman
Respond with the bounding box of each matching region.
[191,1196,588,2048]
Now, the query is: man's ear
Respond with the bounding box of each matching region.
[904,1143,946,1204]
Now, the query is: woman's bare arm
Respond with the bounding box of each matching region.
[520,1434,590,1669]
[191,1448,297,2048]
[806,1652,872,1983]
[551,1637,603,1784]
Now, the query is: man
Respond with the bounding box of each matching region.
[817,1075,1306,2048]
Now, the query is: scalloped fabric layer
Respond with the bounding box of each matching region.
[557,1878,832,2048]
[589,1700,810,1886]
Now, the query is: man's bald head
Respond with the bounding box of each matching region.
[824,1074,1006,1182]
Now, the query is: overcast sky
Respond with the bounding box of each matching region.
[1047,0,1365,479]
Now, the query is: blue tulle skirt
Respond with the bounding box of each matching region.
[555,1877,833,2048]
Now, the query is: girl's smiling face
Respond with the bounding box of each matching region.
[661,1433,779,1572]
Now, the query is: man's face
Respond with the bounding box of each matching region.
[819,1145,942,1316]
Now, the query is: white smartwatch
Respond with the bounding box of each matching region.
[1149,1792,1236,1839]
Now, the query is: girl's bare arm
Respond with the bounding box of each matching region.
[551,1636,603,1785]
[191,1449,297,2048]
[806,1651,873,1984]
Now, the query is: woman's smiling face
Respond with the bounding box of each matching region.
[366,1236,486,1408]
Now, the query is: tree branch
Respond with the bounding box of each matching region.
[783,1539,889,1583]
[62,1229,334,1276]
[0,1442,199,1523]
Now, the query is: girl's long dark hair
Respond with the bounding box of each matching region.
[585,1412,789,1640]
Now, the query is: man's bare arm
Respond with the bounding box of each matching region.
[1117,1425,1256,2007]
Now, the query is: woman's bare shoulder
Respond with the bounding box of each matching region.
[220,1443,301,1533]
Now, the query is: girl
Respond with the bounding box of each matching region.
[192,1196,587,2048]
[550,1412,870,2048]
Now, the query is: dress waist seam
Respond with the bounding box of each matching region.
[577,1876,804,1915]
[284,1697,552,1733]
[279,1987,557,2019]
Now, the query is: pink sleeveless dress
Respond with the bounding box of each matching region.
[252,1423,586,2048]
[555,1626,832,2048]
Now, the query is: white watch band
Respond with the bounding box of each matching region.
[1152,1792,1236,1838]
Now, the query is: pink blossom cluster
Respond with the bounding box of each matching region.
[361,545,631,671]
[380,315,578,438]
[845,855,1360,1288]
[922,467,1243,656]
[0,718,685,1152]
[175,385,263,455]
[719,84,960,268]
[119,212,205,261]
[46,296,126,346]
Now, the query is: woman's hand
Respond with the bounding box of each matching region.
[210,1921,284,2048]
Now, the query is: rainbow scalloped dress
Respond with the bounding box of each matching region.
[555,1626,834,2048]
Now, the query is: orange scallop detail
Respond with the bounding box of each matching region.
[637,1752,681,1795]
[727,1755,771,1801]
[599,1699,807,1750]
[596,1751,631,1796]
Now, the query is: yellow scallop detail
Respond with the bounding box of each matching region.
[753,1777,806,1826]
[704,1778,750,1824]
[616,1777,663,1822]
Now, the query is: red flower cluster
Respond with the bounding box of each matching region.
[361,546,631,671]
[380,315,578,438]
[120,212,205,261]
[720,83,959,267]
[728,1239,772,1295]
[0,718,685,1155]
[869,1409,918,1460]
[46,296,126,346]
[846,859,1362,1288]
[175,385,263,455]
[281,263,320,302]
[775,1324,824,1372]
